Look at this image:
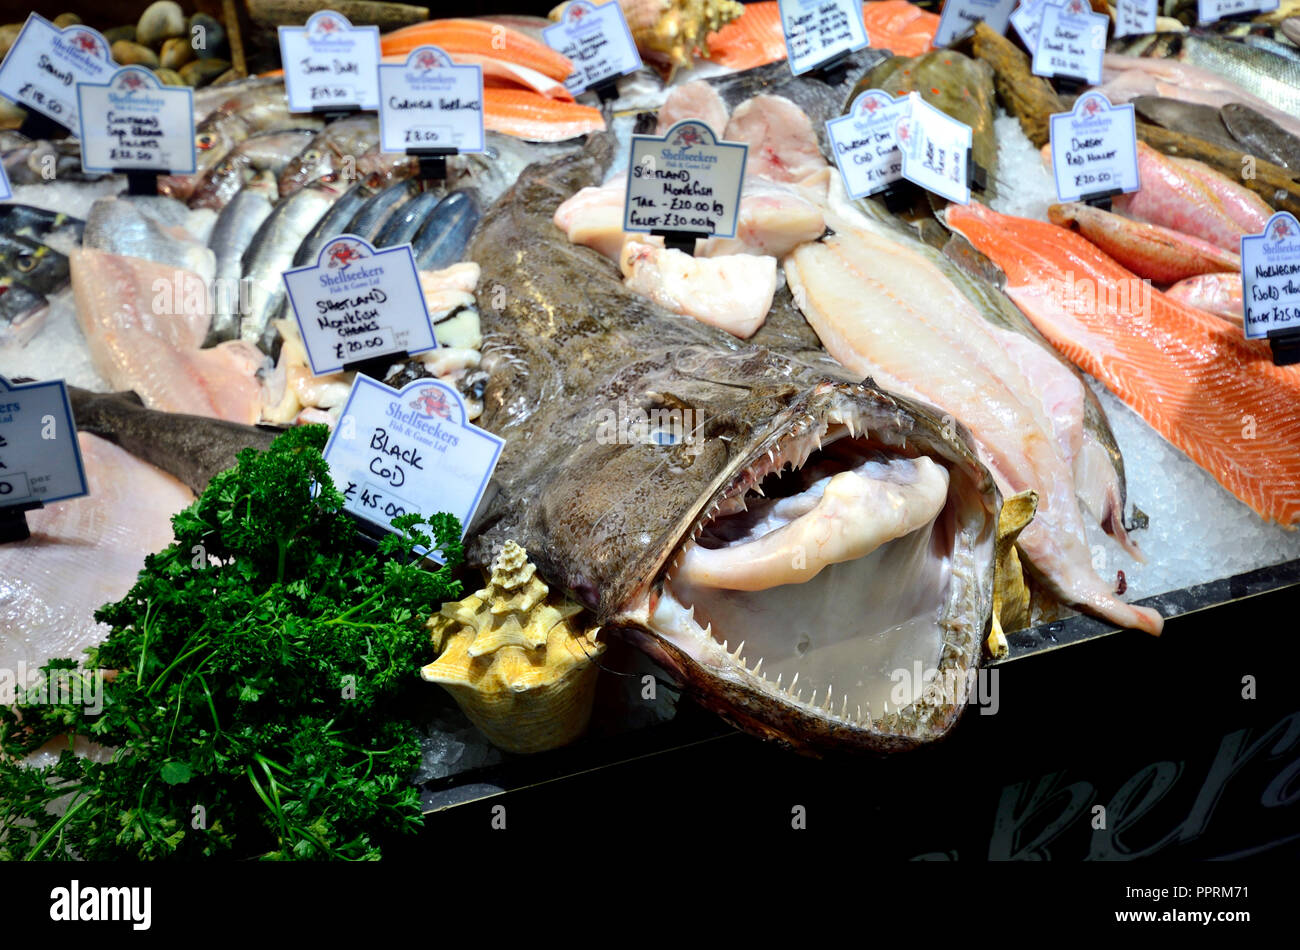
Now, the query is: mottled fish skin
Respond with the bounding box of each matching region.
[68,388,281,495]
[0,276,49,349]
[373,189,441,248]
[1219,103,1300,174]
[0,205,85,246]
[1132,96,1242,154]
[206,173,278,347]
[347,179,422,242]
[467,134,999,755]
[277,115,380,197]
[240,181,342,352]
[188,128,319,211]
[413,190,481,270]
[0,233,68,297]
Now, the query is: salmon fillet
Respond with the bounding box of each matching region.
[946,202,1300,528]
[381,18,574,82]
[482,87,605,142]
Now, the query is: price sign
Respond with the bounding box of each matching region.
[0,375,88,508]
[0,162,10,201]
[542,0,642,95]
[1031,0,1107,85]
[1050,93,1140,202]
[0,14,115,133]
[378,46,484,154]
[279,10,380,113]
[1242,212,1300,341]
[1010,0,1049,52]
[323,376,504,557]
[625,121,748,238]
[1197,0,1280,25]
[283,234,438,376]
[934,0,1018,49]
[1114,0,1157,38]
[826,89,908,199]
[895,93,972,205]
[77,67,195,174]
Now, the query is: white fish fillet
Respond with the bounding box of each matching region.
[70,248,266,424]
[723,94,827,185]
[621,239,776,339]
[656,80,730,136]
[0,433,193,678]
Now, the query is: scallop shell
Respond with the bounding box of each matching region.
[421,540,605,754]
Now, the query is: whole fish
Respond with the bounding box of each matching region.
[0,233,69,296]
[1131,96,1241,153]
[1048,202,1240,283]
[240,181,342,351]
[1219,103,1300,174]
[0,275,48,348]
[1108,142,1249,252]
[346,178,421,241]
[188,128,318,211]
[206,173,278,347]
[83,197,215,284]
[1179,34,1300,118]
[373,189,441,248]
[0,204,85,247]
[413,190,481,270]
[465,134,1000,754]
[292,177,387,268]
[277,115,380,197]
[1164,272,1243,324]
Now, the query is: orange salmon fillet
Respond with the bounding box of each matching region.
[482,87,605,141]
[707,1,937,70]
[381,18,574,82]
[946,202,1300,527]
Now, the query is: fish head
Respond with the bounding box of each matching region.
[0,277,50,348]
[506,348,999,754]
[158,120,246,199]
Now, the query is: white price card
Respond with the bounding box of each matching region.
[283,234,438,377]
[1010,0,1049,52]
[625,120,748,238]
[780,0,870,75]
[1198,0,1280,25]
[378,46,484,154]
[1242,212,1300,341]
[0,162,10,201]
[0,375,88,507]
[1050,93,1140,203]
[542,0,642,95]
[1114,0,1157,38]
[896,93,972,205]
[324,376,504,555]
[934,0,1017,49]
[0,14,115,134]
[1031,0,1108,85]
[279,10,380,113]
[77,67,196,174]
[826,89,908,199]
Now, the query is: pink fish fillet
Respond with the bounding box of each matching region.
[656,81,730,136]
[70,248,267,423]
[0,433,193,676]
[1165,272,1244,325]
[1111,142,1248,252]
[784,212,1162,634]
[723,94,828,185]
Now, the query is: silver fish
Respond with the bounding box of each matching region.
[1178,35,1300,119]
[188,128,319,211]
[205,172,278,347]
[83,196,215,284]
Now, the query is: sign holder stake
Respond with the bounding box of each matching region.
[1053,74,1089,96]
[1081,186,1123,211]
[877,181,919,212]
[810,51,853,87]
[651,228,707,256]
[312,105,361,123]
[0,500,42,545]
[17,109,69,141]
[967,147,989,194]
[115,168,160,196]
[590,78,620,103]
[343,352,409,381]
[1269,329,1300,366]
[411,146,457,183]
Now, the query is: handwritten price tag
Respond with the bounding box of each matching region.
[1050,93,1140,202]
[625,120,748,238]
[0,14,115,133]
[543,0,642,95]
[77,67,195,174]
[379,46,483,154]
[283,234,437,376]
[826,89,908,199]
[1010,0,1049,52]
[780,0,870,75]
[1031,0,1107,85]
[896,93,971,205]
[324,376,504,556]
[1197,0,1280,25]
[279,10,380,112]
[0,375,88,508]
[1242,212,1300,341]
[934,0,1017,49]
[1114,0,1157,38]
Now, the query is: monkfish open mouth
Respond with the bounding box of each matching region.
[636,390,994,748]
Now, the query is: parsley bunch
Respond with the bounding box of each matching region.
[0,426,463,860]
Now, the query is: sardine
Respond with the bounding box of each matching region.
[465,134,1000,754]
[206,173,277,347]
[413,190,481,271]
[346,178,421,242]
[240,181,342,352]
[373,189,442,248]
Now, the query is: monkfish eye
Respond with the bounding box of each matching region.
[648,427,680,446]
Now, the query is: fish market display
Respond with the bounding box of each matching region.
[2,1,1300,796]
